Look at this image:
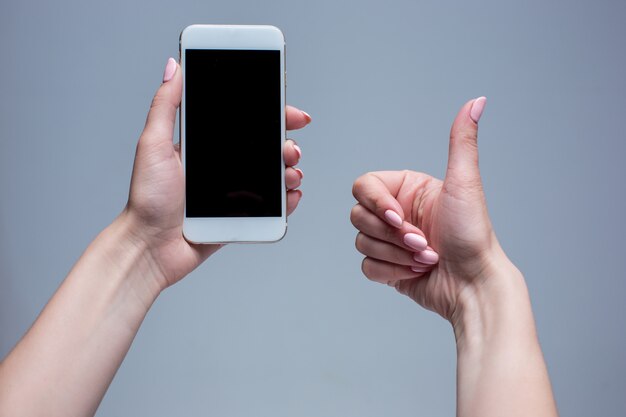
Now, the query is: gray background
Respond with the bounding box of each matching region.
[1,0,625,416]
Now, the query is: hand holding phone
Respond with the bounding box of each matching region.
[124,40,310,288]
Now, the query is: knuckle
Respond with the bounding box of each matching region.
[383,223,397,242]
[460,130,478,144]
[371,194,385,213]
[361,258,372,278]
[361,258,378,281]
[352,172,373,199]
[442,175,483,197]
[355,233,367,254]
[392,248,405,265]
[352,175,365,198]
[391,264,404,281]
[149,93,165,110]
[451,128,478,145]
[287,167,298,180]
[400,169,413,178]
[349,205,364,228]
[149,94,176,116]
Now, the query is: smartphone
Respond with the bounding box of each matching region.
[180,25,287,243]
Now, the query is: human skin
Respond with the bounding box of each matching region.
[0,58,311,417]
[350,97,559,417]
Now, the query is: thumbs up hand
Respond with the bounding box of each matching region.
[350,98,524,322]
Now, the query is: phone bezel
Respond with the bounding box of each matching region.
[180,25,287,244]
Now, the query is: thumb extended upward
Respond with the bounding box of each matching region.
[140,58,181,147]
[444,97,487,192]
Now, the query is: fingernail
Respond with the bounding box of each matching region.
[302,111,312,124]
[411,266,429,273]
[295,168,304,178]
[384,210,403,228]
[162,57,177,83]
[413,249,439,265]
[293,144,302,159]
[404,233,428,251]
[470,96,487,123]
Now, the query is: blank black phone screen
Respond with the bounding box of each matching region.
[185,49,282,217]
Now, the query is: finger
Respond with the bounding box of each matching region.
[286,105,312,130]
[410,264,432,273]
[284,139,302,167]
[352,171,410,229]
[285,167,303,190]
[413,246,439,265]
[140,58,181,146]
[286,189,302,216]
[361,257,424,284]
[350,204,429,251]
[445,97,486,189]
[387,272,429,288]
[355,234,437,275]
[356,233,422,266]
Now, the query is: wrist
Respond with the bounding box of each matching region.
[451,247,559,417]
[99,210,168,303]
[451,247,539,355]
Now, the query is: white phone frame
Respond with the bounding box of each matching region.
[180,25,287,244]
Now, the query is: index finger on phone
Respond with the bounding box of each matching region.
[352,171,408,229]
[286,105,312,130]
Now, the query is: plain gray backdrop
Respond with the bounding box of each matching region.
[1,0,625,416]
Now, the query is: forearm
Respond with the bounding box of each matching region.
[453,256,558,417]
[0,212,162,417]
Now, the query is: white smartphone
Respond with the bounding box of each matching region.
[180,25,287,243]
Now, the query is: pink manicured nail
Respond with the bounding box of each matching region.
[384,210,403,228]
[404,233,428,251]
[413,249,439,265]
[162,57,177,83]
[293,144,302,159]
[302,111,312,124]
[470,96,486,123]
[411,266,429,273]
[294,168,304,178]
